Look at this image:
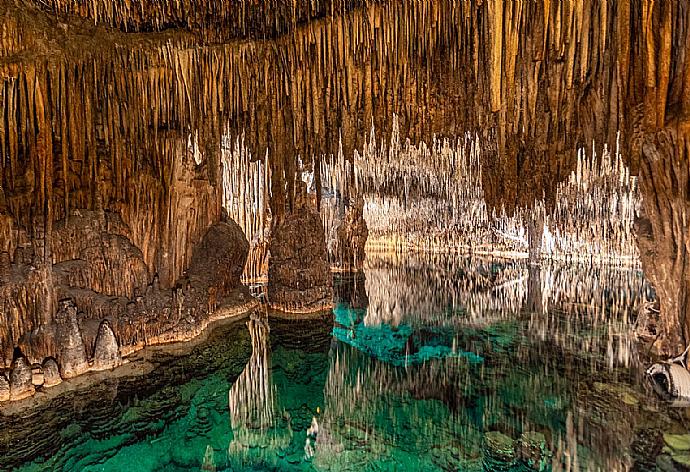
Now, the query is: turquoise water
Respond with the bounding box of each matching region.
[0,257,684,471]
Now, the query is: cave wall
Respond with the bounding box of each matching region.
[1,0,690,355]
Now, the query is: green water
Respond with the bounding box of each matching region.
[0,260,687,471]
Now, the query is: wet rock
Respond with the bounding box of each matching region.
[482,431,515,472]
[31,363,45,387]
[660,433,690,469]
[54,299,89,378]
[10,355,35,400]
[0,372,9,401]
[188,220,249,297]
[517,431,549,470]
[42,358,62,387]
[657,454,681,472]
[0,251,10,282]
[664,434,690,452]
[92,319,121,371]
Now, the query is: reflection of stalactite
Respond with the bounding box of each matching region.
[229,312,274,432]
[356,122,640,263]
[362,253,647,369]
[227,312,292,465]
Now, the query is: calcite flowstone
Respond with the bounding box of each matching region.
[9,355,35,401]
[42,358,62,387]
[54,299,89,378]
[91,319,121,371]
[0,372,9,401]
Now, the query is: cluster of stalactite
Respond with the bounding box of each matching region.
[2,0,656,219]
[221,133,271,282]
[362,252,647,369]
[351,122,640,263]
[2,0,690,350]
[545,138,640,263]
[35,0,368,41]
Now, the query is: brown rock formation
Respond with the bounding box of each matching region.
[1,0,690,354]
[30,364,44,387]
[268,185,333,313]
[0,372,9,401]
[9,355,35,401]
[91,319,120,371]
[42,358,62,387]
[188,220,249,297]
[53,299,89,379]
[636,127,690,354]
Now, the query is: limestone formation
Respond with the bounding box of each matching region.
[91,320,121,371]
[30,364,44,387]
[0,0,689,381]
[188,221,249,297]
[9,355,35,401]
[54,300,89,379]
[42,358,62,387]
[268,184,333,313]
[0,372,9,401]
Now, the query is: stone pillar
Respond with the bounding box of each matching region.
[636,128,690,355]
[268,183,333,313]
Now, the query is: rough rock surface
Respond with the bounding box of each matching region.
[42,358,62,387]
[332,196,368,271]
[54,299,89,379]
[91,320,121,371]
[30,364,44,387]
[0,372,9,401]
[188,220,249,297]
[268,188,333,313]
[9,355,35,401]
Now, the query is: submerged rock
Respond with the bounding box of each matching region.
[42,358,62,387]
[483,431,515,472]
[517,431,550,471]
[92,319,121,371]
[662,433,690,469]
[54,299,89,378]
[10,355,35,400]
[0,372,9,401]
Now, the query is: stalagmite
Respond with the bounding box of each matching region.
[0,372,9,401]
[268,181,333,313]
[30,364,44,387]
[91,319,121,371]
[54,299,89,379]
[42,358,61,387]
[9,354,35,401]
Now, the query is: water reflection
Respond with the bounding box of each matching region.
[327,256,667,471]
[0,259,686,471]
[227,312,288,462]
[352,253,650,369]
